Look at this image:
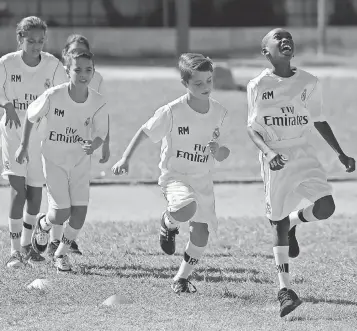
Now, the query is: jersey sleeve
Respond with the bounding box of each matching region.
[141,105,172,143]
[307,78,326,122]
[97,76,107,96]
[0,60,10,106]
[247,81,258,127]
[92,103,109,141]
[52,62,68,86]
[27,90,51,123]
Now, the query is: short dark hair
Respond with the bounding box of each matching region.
[178,53,213,82]
[64,50,94,69]
[62,34,91,61]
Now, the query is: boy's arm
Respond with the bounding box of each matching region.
[309,78,355,172]
[121,128,149,162]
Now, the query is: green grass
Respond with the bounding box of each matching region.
[1,215,357,330]
[89,76,357,183]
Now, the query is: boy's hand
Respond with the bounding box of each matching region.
[338,154,356,173]
[15,145,29,164]
[99,141,110,163]
[112,158,129,175]
[82,140,95,155]
[4,103,21,129]
[269,154,288,171]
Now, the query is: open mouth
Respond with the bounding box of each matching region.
[280,44,293,54]
[202,91,210,95]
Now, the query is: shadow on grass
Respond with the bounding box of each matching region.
[302,296,357,306]
[250,253,274,259]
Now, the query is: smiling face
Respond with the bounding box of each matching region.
[262,28,294,63]
[67,56,94,87]
[183,70,213,100]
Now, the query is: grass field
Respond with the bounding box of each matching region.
[89,74,357,183]
[1,215,357,330]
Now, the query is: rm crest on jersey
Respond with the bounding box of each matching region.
[212,127,220,140]
[301,89,307,101]
[84,117,91,126]
[44,78,51,89]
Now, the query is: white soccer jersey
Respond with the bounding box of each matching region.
[27,83,108,168]
[247,68,325,144]
[0,51,67,121]
[89,71,106,95]
[142,94,228,177]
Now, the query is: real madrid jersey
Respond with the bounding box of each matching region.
[0,51,68,123]
[27,83,108,168]
[142,94,228,176]
[247,68,325,143]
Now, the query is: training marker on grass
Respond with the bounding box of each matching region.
[27,279,50,290]
[102,294,133,306]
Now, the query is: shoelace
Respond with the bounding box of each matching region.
[165,228,179,241]
[278,290,294,305]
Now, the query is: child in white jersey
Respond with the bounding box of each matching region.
[112,53,230,293]
[0,16,67,268]
[247,28,355,317]
[16,50,108,272]
[47,34,111,257]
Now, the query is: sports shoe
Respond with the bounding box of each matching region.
[171,278,197,294]
[6,251,24,268]
[160,213,179,255]
[69,241,83,255]
[278,288,302,317]
[21,244,46,263]
[47,240,60,257]
[288,226,300,258]
[53,255,72,272]
[31,213,50,254]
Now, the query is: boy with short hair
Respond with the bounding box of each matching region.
[16,50,108,272]
[112,53,230,293]
[247,28,355,317]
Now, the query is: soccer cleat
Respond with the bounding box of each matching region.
[53,255,72,272]
[21,244,46,263]
[278,288,303,317]
[47,240,60,257]
[31,213,50,254]
[69,241,83,255]
[6,251,24,268]
[171,278,197,294]
[160,213,179,255]
[288,226,300,258]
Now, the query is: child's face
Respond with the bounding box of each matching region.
[20,28,46,58]
[263,29,294,62]
[67,57,94,87]
[184,70,213,100]
[67,41,89,53]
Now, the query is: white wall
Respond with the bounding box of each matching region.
[0,27,356,57]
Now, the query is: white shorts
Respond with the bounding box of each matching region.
[260,143,333,221]
[0,116,44,187]
[43,156,91,209]
[160,172,218,233]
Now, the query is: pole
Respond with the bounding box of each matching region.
[162,0,169,27]
[317,0,327,56]
[175,0,190,56]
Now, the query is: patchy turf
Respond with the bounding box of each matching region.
[1,214,357,331]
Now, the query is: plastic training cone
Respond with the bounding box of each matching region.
[102,294,133,306]
[27,278,50,290]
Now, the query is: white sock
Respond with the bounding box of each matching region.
[173,241,206,281]
[50,224,64,242]
[21,213,36,247]
[40,214,53,232]
[55,224,80,257]
[289,205,319,230]
[9,218,22,254]
[164,211,179,230]
[273,246,290,289]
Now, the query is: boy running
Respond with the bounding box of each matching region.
[247,28,355,317]
[16,50,108,272]
[112,53,230,293]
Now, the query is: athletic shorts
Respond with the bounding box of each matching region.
[0,116,44,187]
[43,156,91,209]
[260,139,333,221]
[160,172,218,233]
